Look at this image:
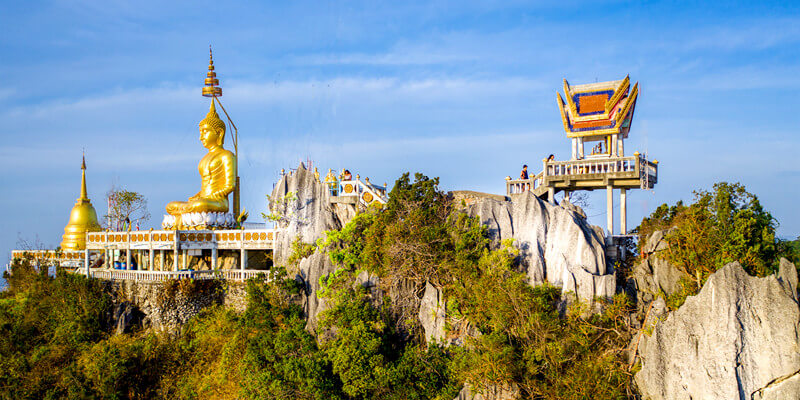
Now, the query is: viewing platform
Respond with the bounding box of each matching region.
[506,153,658,197]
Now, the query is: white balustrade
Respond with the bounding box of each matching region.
[88,268,272,282]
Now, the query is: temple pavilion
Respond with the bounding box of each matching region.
[506,75,658,236]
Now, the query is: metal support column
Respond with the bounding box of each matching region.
[606,185,614,236]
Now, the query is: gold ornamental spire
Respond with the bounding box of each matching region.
[61,154,101,251]
[79,153,88,201]
[202,46,222,98]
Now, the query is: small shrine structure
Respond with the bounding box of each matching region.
[506,76,658,236]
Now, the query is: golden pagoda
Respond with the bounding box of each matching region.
[61,155,101,250]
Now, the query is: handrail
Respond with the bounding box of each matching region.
[505,155,658,196]
[506,172,543,195]
[89,269,272,282]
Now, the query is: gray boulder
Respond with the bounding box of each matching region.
[464,191,613,302]
[632,230,689,302]
[635,259,800,400]
[418,281,446,345]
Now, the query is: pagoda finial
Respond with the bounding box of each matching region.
[79,153,88,201]
[203,45,222,98]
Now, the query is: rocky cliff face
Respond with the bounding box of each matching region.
[270,163,356,330]
[635,259,800,400]
[106,279,248,335]
[631,230,690,303]
[463,191,614,302]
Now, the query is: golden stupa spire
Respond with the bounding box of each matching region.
[202,45,222,98]
[61,153,101,251]
[79,152,88,201]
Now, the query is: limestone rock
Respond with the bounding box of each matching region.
[418,281,446,345]
[635,260,800,400]
[454,383,519,400]
[632,256,690,300]
[464,191,613,302]
[112,300,142,335]
[270,163,356,330]
[752,370,800,400]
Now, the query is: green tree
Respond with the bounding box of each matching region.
[640,182,779,288]
[105,186,150,230]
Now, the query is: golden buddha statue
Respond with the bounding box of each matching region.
[166,101,236,227]
[61,155,101,250]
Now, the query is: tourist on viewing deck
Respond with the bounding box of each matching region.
[342,169,352,180]
[520,165,529,192]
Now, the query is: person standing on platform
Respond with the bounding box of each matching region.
[520,165,529,192]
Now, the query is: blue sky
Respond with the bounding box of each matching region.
[2,1,799,262]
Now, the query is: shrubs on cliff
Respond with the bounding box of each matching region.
[638,182,785,289]
[322,172,636,399]
[0,259,112,399]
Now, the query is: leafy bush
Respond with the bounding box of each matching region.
[639,182,781,290]
[322,172,636,399]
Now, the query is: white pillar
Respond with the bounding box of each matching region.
[160,250,165,272]
[611,134,618,156]
[126,248,131,271]
[85,249,90,277]
[618,138,624,157]
[571,138,577,160]
[240,248,247,270]
[149,249,154,272]
[606,185,614,236]
[578,138,585,159]
[548,187,555,204]
[211,247,218,270]
[173,248,179,271]
[620,188,628,235]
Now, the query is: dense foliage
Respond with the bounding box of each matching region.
[322,173,636,399]
[638,182,786,289]
[1,172,642,399]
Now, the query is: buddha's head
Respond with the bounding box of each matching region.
[199,101,226,149]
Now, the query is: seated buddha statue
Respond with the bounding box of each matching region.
[166,101,236,225]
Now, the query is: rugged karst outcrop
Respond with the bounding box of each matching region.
[635,259,800,400]
[418,281,446,344]
[461,191,614,302]
[270,163,356,330]
[631,230,690,303]
[271,170,616,329]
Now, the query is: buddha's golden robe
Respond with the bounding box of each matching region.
[167,148,236,215]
